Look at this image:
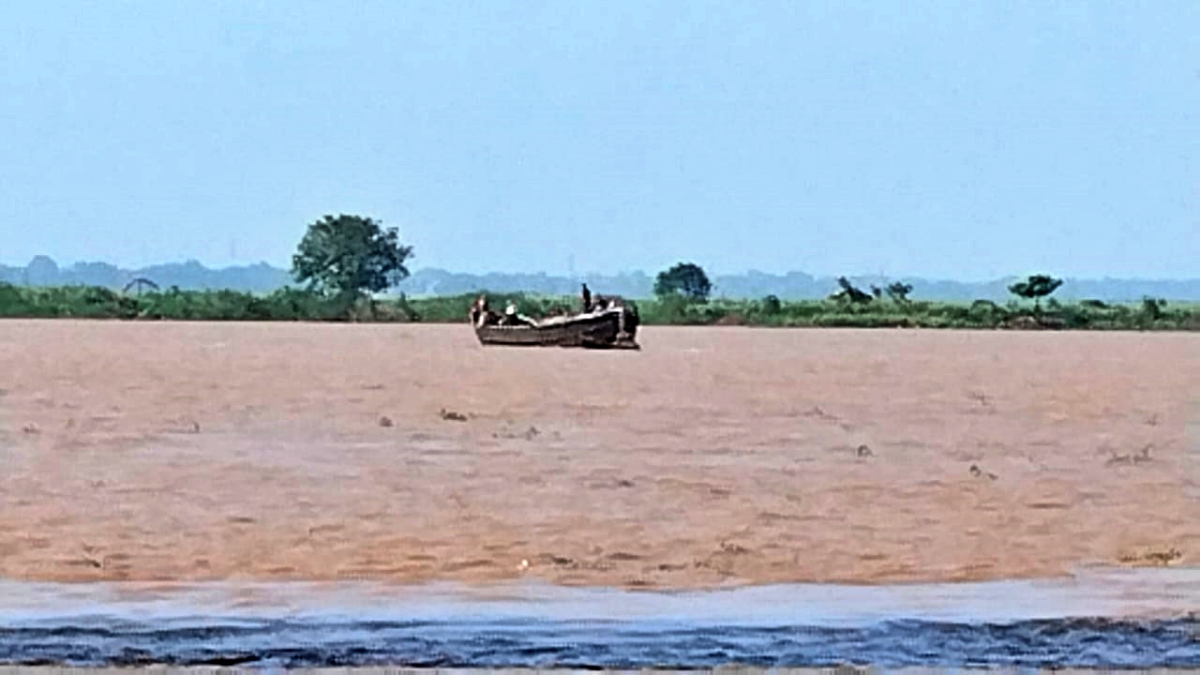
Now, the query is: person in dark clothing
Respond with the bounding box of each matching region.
[581,283,592,312]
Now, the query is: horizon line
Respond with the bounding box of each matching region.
[4,255,1199,285]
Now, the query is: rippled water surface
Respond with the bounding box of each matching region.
[1,568,1197,669]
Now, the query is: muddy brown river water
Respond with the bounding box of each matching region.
[1,321,1196,588]
[1,320,1198,668]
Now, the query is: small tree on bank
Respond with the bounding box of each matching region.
[654,262,712,303]
[885,282,913,304]
[761,294,782,315]
[1141,296,1167,322]
[829,276,872,304]
[1008,274,1063,312]
[292,214,414,318]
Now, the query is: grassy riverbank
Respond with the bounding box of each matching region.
[1,283,1196,330]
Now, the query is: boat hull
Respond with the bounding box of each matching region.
[474,307,639,349]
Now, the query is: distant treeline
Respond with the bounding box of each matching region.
[5,256,1200,303]
[1,283,1196,331]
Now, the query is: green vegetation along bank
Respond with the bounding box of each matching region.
[5,212,1196,331]
[1,283,1196,331]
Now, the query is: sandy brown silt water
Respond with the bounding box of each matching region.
[0,320,1196,588]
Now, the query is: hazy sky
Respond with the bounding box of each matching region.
[1,1,1196,280]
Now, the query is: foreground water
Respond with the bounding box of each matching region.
[0,567,1197,669]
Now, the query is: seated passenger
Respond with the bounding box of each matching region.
[470,294,497,327]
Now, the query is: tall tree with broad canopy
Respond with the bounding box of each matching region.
[292,214,413,297]
[654,262,712,302]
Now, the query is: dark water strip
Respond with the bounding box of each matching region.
[0,570,1197,669]
[1,615,1198,669]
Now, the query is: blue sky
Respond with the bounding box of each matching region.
[1,0,1196,280]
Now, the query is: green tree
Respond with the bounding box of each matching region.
[291,214,414,303]
[829,276,872,304]
[760,294,782,315]
[1141,296,1167,322]
[885,282,913,303]
[1007,274,1063,311]
[654,262,712,302]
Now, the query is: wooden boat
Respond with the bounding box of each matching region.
[473,304,640,349]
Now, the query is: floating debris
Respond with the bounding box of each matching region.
[969,464,998,480]
[1120,546,1183,567]
[1106,444,1153,467]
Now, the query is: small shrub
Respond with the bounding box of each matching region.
[760,294,782,316]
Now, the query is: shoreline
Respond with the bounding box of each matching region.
[2,566,1199,625]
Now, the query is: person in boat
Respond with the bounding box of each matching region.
[469,294,494,327]
[468,295,480,325]
[499,301,537,327]
[580,283,592,312]
[593,294,618,311]
[469,294,483,324]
